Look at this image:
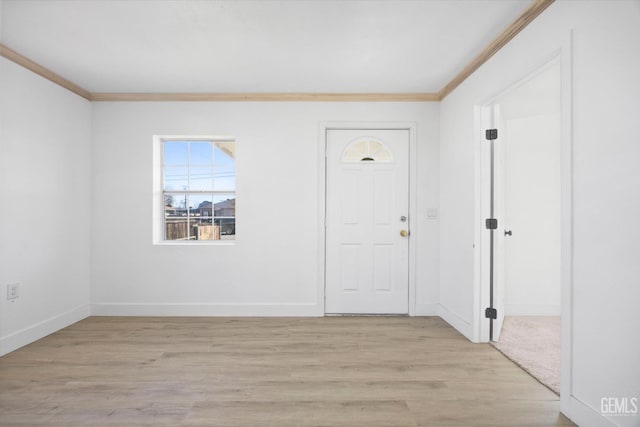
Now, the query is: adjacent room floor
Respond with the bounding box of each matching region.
[0,317,574,426]
[492,316,562,395]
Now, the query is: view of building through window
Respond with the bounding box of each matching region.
[162,139,236,241]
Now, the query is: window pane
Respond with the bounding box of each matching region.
[164,142,188,165]
[213,195,235,217]
[354,141,368,155]
[165,193,189,240]
[193,222,216,240]
[214,144,235,167]
[189,194,216,240]
[190,167,214,191]
[374,149,392,162]
[164,194,179,209]
[190,142,213,165]
[165,218,190,240]
[213,167,235,192]
[213,195,235,239]
[342,148,361,162]
[216,217,236,239]
[188,194,213,214]
[164,167,188,191]
[368,141,383,155]
[191,221,216,240]
[169,193,188,210]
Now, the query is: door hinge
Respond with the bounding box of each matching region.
[485,218,498,230]
[485,307,497,319]
[485,129,498,140]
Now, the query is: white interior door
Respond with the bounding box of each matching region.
[503,114,562,317]
[325,129,409,314]
[491,61,562,341]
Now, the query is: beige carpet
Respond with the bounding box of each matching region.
[492,316,561,395]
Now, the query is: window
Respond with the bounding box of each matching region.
[342,138,393,163]
[161,138,236,242]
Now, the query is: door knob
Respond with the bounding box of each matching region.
[400,230,409,237]
[504,230,512,236]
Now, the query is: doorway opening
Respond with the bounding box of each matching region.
[478,59,563,394]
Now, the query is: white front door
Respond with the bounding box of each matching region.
[325,129,409,314]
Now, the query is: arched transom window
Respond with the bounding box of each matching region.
[341,138,393,163]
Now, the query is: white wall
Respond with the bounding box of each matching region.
[0,58,92,355]
[439,1,640,426]
[90,102,439,316]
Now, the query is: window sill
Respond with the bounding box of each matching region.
[153,240,236,246]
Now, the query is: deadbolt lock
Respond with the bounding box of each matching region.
[400,230,409,237]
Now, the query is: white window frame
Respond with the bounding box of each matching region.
[152,135,236,245]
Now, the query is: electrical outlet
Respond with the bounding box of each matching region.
[7,283,20,301]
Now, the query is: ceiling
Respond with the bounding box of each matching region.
[0,0,532,93]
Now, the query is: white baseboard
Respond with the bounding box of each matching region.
[564,395,619,427]
[505,304,561,316]
[415,303,439,316]
[0,304,90,356]
[437,303,473,341]
[91,303,323,317]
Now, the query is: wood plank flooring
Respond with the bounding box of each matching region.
[0,317,575,426]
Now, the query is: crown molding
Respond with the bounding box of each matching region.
[438,0,555,100]
[1,0,553,103]
[0,43,92,100]
[90,92,440,102]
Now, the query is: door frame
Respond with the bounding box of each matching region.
[475,54,565,340]
[473,44,573,413]
[317,122,418,316]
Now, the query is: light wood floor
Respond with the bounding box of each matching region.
[0,317,575,426]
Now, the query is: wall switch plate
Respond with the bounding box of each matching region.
[7,283,20,300]
[427,208,439,220]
